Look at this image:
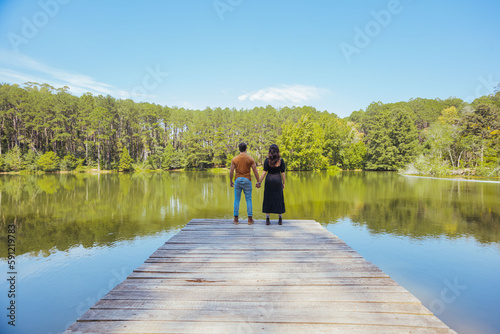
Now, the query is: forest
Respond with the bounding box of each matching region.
[0,82,499,176]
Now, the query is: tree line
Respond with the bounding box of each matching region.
[0,82,364,172]
[349,93,500,176]
[0,82,499,175]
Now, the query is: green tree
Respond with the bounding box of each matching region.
[342,141,367,170]
[365,109,417,170]
[36,151,60,171]
[462,104,500,165]
[22,150,39,171]
[390,108,418,167]
[118,148,134,171]
[59,154,78,171]
[3,145,23,171]
[279,114,327,170]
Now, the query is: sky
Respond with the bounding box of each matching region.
[0,0,499,118]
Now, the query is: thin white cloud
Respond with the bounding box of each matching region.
[0,49,156,100]
[238,84,328,104]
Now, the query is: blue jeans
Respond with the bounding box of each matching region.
[234,177,253,217]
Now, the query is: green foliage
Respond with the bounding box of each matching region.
[59,154,78,171]
[147,146,163,169]
[279,114,327,170]
[22,150,39,171]
[342,141,367,170]
[118,148,134,171]
[161,145,186,170]
[36,151,60,171]
[406,154,451,176]
[365,108,418,170]
[3,146,23,171]
[161,145,174,170]
[0,82,498,176]
[322,117,366,169]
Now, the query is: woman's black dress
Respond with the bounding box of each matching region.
[262,158,286,214]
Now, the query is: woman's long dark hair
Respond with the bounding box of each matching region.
[268,144,280,167]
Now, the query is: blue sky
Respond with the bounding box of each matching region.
[0,0,499,117]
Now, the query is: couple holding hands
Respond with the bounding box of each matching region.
[229,142,285,225]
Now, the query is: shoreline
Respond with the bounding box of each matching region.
[400,173,500,183]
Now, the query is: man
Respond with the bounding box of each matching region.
[229,142,260,224]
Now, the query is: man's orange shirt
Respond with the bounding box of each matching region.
[231,153,255,181]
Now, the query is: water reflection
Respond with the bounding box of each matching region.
[1,171,499,258]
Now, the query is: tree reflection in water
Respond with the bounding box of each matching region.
[1,171,499,257]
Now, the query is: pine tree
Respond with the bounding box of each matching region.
[365,109,417,170]
[118,148,134,171]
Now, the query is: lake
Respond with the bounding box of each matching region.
[1,171,499,334]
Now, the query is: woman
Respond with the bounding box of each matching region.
[257,144,286,225]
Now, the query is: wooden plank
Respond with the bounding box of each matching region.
[91,299,434,315]
[101,290,422,303]
[65,219,456,334]
[149,249,363,257]
[134,263,383,273]
[66,321,455,334]
[127,271,391,279]
[157,244,356,250]
[126,277,400,286]
[78,309,449,328]
[144,257,372,263]
[113,282,409,293]
[113,277,401,286]
[167,237,343,243]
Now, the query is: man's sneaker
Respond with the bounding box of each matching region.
[234,216,239,224]
[248,216,254,225]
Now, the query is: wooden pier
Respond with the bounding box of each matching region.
[65,219,455,333]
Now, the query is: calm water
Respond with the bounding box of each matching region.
[0,171,499,334]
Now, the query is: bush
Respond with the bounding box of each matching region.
[22,150,39,171]
[36,151,60,171]
[3,146,23,171]
[59,154,78,171]
[162,146,186,170]
[475,164,500,177]
[132,160,152,172]
[405,154,451,176]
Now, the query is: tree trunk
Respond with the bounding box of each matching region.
[97,143,101,171]
[457,151,464,168]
